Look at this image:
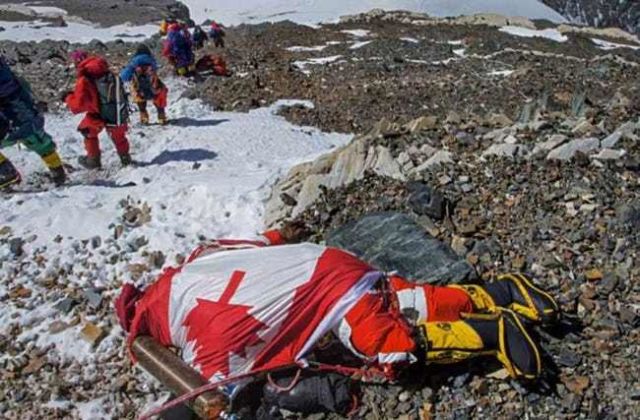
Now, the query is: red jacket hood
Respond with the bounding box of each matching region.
[77,56,109,78]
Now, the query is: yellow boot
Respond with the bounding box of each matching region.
[421,309,542,380]
[449,274,560,324]
[41,150,66,186]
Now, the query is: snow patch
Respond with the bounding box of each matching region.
[0,20,157,42]
[499,25,568,42]
[591,38,640,51]
[350,40,373,50]
[286,45,329,52]
[293,55,344,73]
[0,78,350,251]
[341,29,372,38]
[400,37,420,43]
[487,69,515,77]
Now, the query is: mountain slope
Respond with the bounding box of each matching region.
[543,0,640,35]
[181,0,566,25]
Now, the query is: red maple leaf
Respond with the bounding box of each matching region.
[182,271,268,378]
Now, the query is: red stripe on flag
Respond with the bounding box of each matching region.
[219,270,246,304]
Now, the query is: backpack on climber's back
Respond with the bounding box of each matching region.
[95,71,129,126]
[133,66,158,101]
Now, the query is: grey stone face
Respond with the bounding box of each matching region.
[327,212,475,284]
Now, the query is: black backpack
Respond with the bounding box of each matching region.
[95,72,129,125]
[133,67,157,101]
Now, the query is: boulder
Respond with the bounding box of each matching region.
[531,134,567,155]
[487,113,513,128]
[593,149,626,161]
[413,150,453,171]
[406,116,438,133]
[327,213,475,284]
[482,143,521,158]
[547,138,600,161]
[406,182,447,220]
[265,133,408,226]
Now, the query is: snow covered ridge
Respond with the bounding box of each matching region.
[180,0,566,26]
[0,2,157,42]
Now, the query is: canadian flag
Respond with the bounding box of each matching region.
[127,242,381,382]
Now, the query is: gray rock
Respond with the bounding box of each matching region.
[593,148,626,160]
[83,289,103,310]
[601,132,622,148]
[531,134,567,156]
[413,150,453,171]
[327,213,475,284]
[90,236,102,249]
[546,137,600,161]
[407,182,446,220]
[9,237,24,257]
[54,297,77,314]
[617,201,640,228]
[482,143,520,158]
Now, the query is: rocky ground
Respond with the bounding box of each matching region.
[260,11,640,420]
[187,11,640,135]
[1,8,640,420]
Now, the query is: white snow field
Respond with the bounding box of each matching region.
[1,79,348,250]
[182,0,566,26]
[0,3,157,42]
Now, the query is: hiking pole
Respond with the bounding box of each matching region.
[132,335,228,419]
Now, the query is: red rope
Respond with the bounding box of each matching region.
[267,368,302,393]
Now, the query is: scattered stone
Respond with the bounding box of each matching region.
[413,150,453,171]
[80,323,106,347]
[90,236,102,249]
[83,288,103,310]
[593,148,626,160]
[585,269,603,282]
[487,113,513,128]
[148,251,166,269]
[9,237,24,257]
[54,297,77,314]
[601,132,622,148]
[48,320,71,334]
[482,143,520,158]
[546,137,600,161]
[406,115,438,132]
[562,375,590,394]
[407,182,446,220]
[22,357,46,375]
[445,111,462,125]
[557,349,582,368]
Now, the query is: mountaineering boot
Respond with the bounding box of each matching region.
[485,273,560,324]
[0,154,21,188]
[137,102,149,125]
[49,166,67,186]
[41,150,66,186]
[119,153,132,167]
[157,107,168,125]
[449,273,559,324]
[421,309,542,380]
[77,155,101,170]
[140,110,150,125]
